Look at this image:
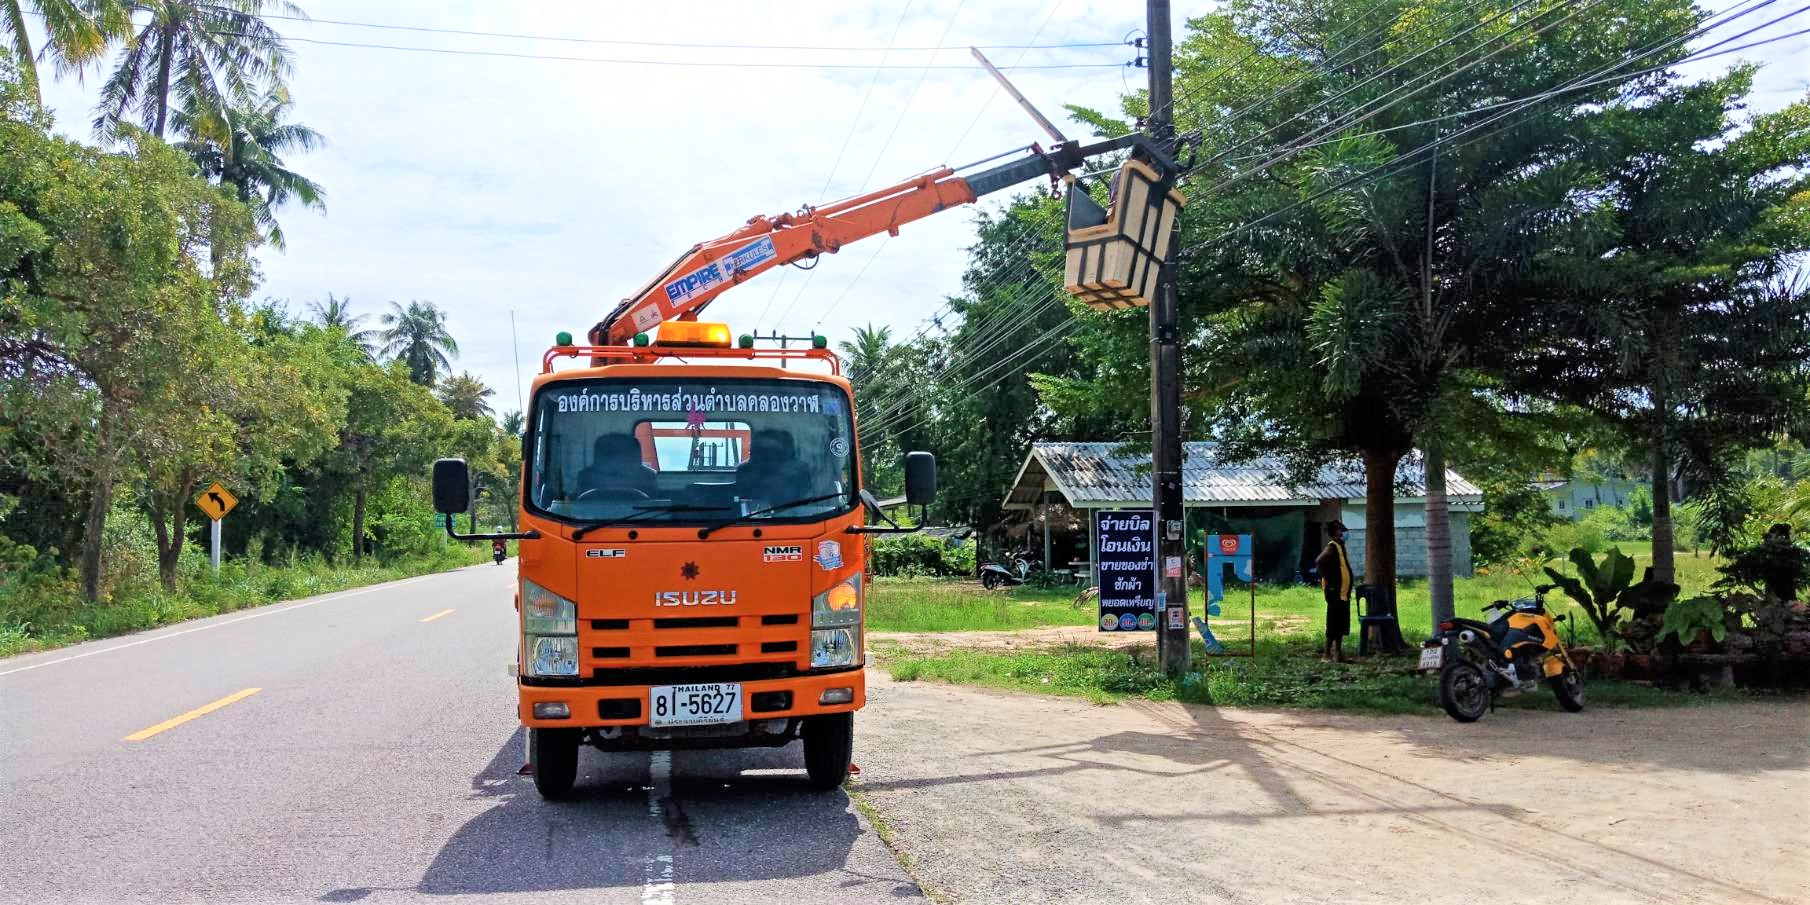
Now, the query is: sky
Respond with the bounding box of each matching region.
[31,1,1809,417]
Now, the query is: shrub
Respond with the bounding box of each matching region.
[868,533,979,578]
[1470,480,1561,567]
[1659,596,1728,647]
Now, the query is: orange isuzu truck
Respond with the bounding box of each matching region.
[429,130,1172,798]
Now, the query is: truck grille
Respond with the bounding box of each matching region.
[582,612,807,677]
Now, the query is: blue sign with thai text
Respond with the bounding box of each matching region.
[1096,509,1156,632]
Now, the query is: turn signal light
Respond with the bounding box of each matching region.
[825,581,859,611]
[655,321,733,348]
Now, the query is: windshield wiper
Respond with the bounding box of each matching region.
[696,493,845,538]
[570,503,731,540]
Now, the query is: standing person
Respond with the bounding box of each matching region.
[1314,521,1354,662]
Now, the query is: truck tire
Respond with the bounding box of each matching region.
[802,712,854,791]
[530,727,581,800]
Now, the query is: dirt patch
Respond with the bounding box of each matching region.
[857,674,1810,905]
[872,625,1154,658]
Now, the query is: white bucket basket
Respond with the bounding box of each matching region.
[1062,159,1186,311]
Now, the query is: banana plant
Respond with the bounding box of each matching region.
[1544,547,1635,644]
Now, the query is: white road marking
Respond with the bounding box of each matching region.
[642,751,676,904]
[0,572,456,678]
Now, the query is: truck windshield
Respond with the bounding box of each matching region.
[525,377,856,526]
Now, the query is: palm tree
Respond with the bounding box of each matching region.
[307,293,373,357]
[176,85,323,249]
[93,0,302,141]
[379,300,458,386]
[438,373,495,421]
[3,1,129,106]
[837,323,892,389]
[500,410,525,437]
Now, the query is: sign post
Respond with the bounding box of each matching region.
[1094,509,1158,633]
[192,482,238,575]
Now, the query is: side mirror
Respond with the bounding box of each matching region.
[432,458,471,514]
[904,451,937,507]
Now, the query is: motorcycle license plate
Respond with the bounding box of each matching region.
[650,683,743,728]
[1418,647,1443,671]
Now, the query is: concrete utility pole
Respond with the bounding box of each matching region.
[1146,0,1190,674]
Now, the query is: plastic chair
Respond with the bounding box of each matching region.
[1355,584,1405,656]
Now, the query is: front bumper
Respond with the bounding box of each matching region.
[518,668,865,729]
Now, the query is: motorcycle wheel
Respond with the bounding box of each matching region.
[981,571,1001,591]
[1549,667,1585,712]
[1439,659,1490,723]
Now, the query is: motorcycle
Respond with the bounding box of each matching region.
[1421,583,1585,722]
[492,537,508,565]
[979,553,1032,590]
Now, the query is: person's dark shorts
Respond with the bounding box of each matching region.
[1324,589,1350,639]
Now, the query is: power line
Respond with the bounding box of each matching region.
[1180,1,1810,257]
[944,0,1071,163]
[754,0,919,333]
[1215,18,1810,166]
[233,33,1125,69]
[873,0,1808,443]
[258,12,1125,52]
[873,0,1592,436]
[807,0,975,331]
[1187,0,1590,184]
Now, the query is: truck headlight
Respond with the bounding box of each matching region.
[812,627,859,669]
[522,579,576,634]
[810,574,861,669]
[528,635,579,677]
[522,580,578,677]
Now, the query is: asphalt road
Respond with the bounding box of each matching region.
[0,562,920,905]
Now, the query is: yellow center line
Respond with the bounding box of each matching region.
[123,688,262,742]
[420,608,456,623]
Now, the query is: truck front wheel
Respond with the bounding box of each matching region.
[530,727,580,800]
[802,712,854,791]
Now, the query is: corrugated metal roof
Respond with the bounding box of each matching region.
[1014,441,1482,507]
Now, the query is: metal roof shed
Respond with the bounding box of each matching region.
[1003,442,1483,581]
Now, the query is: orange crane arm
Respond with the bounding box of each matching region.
[590,137,1167,346]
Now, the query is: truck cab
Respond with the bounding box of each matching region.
[432,323,934,799]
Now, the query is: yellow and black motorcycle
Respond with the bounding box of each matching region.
[1421,584,1585,722]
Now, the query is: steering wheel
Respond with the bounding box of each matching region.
[575,486,651,501]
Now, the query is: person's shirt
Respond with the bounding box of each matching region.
[1316,539,1353,600]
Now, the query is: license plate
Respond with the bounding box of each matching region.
[649,683,743,727]
[1418,647,1443,671]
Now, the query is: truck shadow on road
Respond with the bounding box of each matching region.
[322,728,911,900]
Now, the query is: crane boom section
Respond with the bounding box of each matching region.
[590,135,1168,346]
[593,169,981,346]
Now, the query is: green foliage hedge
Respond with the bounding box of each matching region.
[868,533,975,578]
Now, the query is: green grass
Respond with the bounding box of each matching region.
[0,545,489,659]
[868,541,1725,642]
[882,639,1750,714]
[867,577,1096,633]
[870,543,1741,714]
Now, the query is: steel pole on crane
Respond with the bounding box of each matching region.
[1147,0,1190,674]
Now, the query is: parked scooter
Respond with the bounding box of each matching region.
[979,553,1032,590]
[1421,584,1585,722]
